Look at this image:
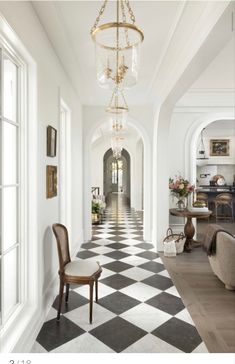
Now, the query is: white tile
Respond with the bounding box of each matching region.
[64,303,116,332]
[45,306,58,322]
[30,341,48,353]
[192,342,209,353]
[88,255,115,265]
[152,257,163,264]
[120,255,149,266]
[74,282,115,299]
[165,285,181,298]
[120,282,161,302]
[121,267,155,281]
[94,238,115,246]
[120,246,144,255]
[123,333,183,353]
[99,267,116,278]
[93,233,115,239]
[120,239,145,246]
[118,228,138,233]
[158,269,171,278]
[90,246,114,255]
[95,228,115,233]
[51,333,114,353]
[121,303,172,332]
[175,308,195,325]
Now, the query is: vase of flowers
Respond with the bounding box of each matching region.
[169,175,194,211]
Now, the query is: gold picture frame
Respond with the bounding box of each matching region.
[210,139,230,156]
[47,125,57,157]
[46,165,57,198]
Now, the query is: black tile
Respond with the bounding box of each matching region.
[104,250,129,260]
[136,251,159,260]
[146,292,185,315]
[135,242,154,250]
[108,236,128,242]
[100,273,136,290]
[76,250,99,259]
[107,242,129,250]
[138,261,165,273]
[102,260,133,273]
[81,242,100,249]
[52,291,89,314]
[90,317,146,353]
[152,317,202,353]
[142,274,174,290]
[98,291,140,315]
[36,316,85,351]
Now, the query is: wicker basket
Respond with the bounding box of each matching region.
[163,228,186,254]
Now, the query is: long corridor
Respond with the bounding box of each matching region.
[32,194,208,353]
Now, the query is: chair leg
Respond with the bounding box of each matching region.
[95,279,98,302]
[57,279,64,321]
[65,283,70,303]
[89,281,94,324]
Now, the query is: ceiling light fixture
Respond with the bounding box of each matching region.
[91,0,144,90]
[106,88,129,132]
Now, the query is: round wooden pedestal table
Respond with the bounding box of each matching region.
[169,208,212,252]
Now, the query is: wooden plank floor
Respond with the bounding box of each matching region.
[160,249,235,353]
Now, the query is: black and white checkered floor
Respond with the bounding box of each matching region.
[32,197,208,353]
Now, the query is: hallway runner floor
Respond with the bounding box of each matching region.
[32,203,208,353]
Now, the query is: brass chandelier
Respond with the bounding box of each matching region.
[91,0,144,90]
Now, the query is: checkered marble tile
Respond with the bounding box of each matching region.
[32,197,208,353]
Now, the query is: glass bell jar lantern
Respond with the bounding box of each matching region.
[106,89,128,132]
[91,0,144,90]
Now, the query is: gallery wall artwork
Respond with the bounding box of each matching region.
[47,125,57,157]
[46,165,57,198]
[210,139,230,156]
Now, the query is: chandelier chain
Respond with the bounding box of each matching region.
[121,0,130,47]
[124,0,136,24]
[90,0,108,34]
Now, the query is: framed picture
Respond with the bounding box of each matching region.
[210,139,230,156]
[46,165,57,198]
[47,125,57,157]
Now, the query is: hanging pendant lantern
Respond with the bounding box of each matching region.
[91,0,144,90]
[106,88,128,131]
[196,128,209,166]
[111,134,124,159]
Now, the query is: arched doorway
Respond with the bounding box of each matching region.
[103,148,131,205]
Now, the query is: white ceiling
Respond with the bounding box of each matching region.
[32,0,214,106]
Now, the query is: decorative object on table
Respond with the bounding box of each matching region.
[211,174,226,186]
[169,175,194,210]
[163,228,186,256]
[210,139,229,156]
[46,165,57,198]
[47,125,57,157]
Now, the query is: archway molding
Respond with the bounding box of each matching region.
[185,111,235,184]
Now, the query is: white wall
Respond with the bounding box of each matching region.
[0,2,83,352]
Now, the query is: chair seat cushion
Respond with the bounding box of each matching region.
[65,260,100,277]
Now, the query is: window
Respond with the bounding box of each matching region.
[111,159,123,189]
[0,47,22,327]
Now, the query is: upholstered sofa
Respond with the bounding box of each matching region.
[208,231,235,290]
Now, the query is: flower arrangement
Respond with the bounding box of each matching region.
[92,199,106,214]
[169,175,194,198]
[169,175,194,210]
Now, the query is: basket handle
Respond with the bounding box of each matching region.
[166,228,173,237]
[175,232,185,242]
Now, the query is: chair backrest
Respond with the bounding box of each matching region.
[52,223,71,274]
[215,193,233,203]
[196,193,208,201]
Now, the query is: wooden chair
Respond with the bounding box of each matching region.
[215,193,234,222]
[52,223,102,323]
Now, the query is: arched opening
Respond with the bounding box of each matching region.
[84,114,151,242]
[103,148,131,205]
